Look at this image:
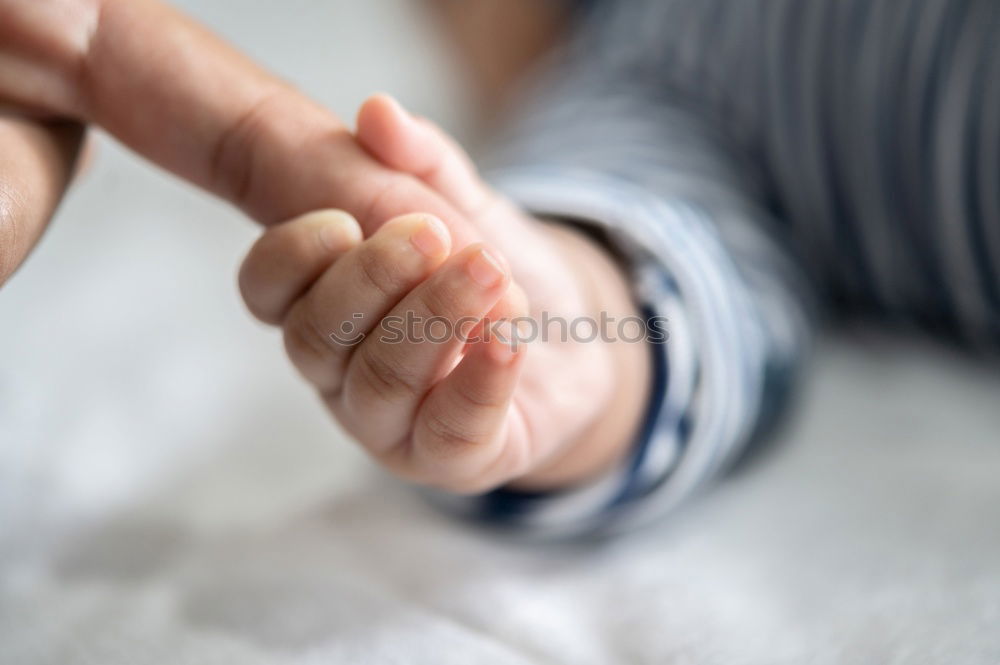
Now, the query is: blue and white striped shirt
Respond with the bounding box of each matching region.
[438,0,999,537]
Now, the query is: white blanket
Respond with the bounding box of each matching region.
[2,3,999,663]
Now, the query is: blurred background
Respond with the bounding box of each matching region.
[1,2,1000,664]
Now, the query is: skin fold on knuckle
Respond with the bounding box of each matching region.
[378,427,503,495]
[356,239,412,301]
[403,440,496,495]
[282,305,340,377]
[208,88,286,211]
[354,344,422,404]
[414,411,503,493]
[413,275,470,325]
[424,401,480,448]
[455,374,509,410]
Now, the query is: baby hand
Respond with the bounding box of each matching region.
[240,207,538,490]
[238,96,650,493]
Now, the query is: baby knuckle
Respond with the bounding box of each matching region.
[415,282,464,322]
[422,408,477,453]
[356,243,403,299]
[457,382,506,410]
[356,346,421,402]
[283,307,334,363]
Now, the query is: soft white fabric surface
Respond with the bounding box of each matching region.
[2,3,999,663]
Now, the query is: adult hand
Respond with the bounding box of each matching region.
[0,0,482,286]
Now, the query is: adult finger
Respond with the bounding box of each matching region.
[0,0,481,244]
[355,94,491,215]
[0,114,84,286]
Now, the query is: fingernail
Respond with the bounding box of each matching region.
[466,247,505,288]
[409,216,449,258]
[319,222,359,252]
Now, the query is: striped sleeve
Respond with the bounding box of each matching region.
[427,2,815,538]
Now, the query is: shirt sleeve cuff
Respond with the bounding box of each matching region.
[425,166,774,538]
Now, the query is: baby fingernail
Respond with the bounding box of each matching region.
[319,222,359,252]
[466,247,505,288]
[409,216,449,258]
